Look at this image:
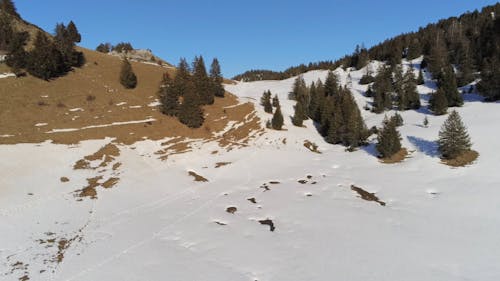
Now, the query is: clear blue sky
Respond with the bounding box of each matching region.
[15,0,500,77]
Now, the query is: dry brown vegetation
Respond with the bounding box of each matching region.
[188,171,209,182]
[379,148,409,164]
[441,150,479,167]
[0,47,261,147]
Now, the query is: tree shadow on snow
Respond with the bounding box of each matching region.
[361,142,379,158]
[407,136,439,158]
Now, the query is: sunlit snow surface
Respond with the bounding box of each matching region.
[1,59,499,281]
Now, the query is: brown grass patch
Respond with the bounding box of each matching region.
[441,150,479,167]
[304,140,321,153]
[259,219,276,232]
[0,47,259,146]
[60,177,69,183]
[78,176,103,199]
[351,185,386,206]
[379,148,409,164]
[188,171,209,182]
[102,177,119,189]
[215,162,232,168]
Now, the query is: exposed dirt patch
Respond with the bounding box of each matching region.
[226,206,237,214]
[298,180,308,184]
[259,219,276,232]
[78,176,103,199]
[0,48,260,146]
[247,198,257,204]
[112,162,122,171]
[351,185,386,206]
[269,181,280,185]
[304,140,321,153]
[441,150,479,167]
[60,177,69,183]
[379,148,409,164]
[102,177,119,189]
[260,183,270,192]
[188,171,209,182]
[215,162,232,168]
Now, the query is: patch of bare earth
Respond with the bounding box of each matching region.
[379,148,409,164]
[188,171,209,182]
[304,140,321,153]
[0,48,261,147]
[441,150,479,167]
[215,162,232,168]
[351,185,386,206]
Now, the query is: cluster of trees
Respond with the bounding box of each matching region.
[1,1,84,79]
[260,73,369,148]
[368,65,422,113]
[260,91,284,130]
[96,42,134,53]
[233,3,500,100]
[376,110,472,160]
[159,56,224,128]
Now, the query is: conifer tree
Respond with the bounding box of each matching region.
[0,0,20,18]
[428,31,449,78]
[376,117,402,158]
[5,30,28,74]
[324,71,339,96]
[173,58,192,99]
[292,100,306,127]
[417,69,425,85]
[308,82,318,119]
[96,43,111,53]
[66,21,81,43]
[210,58,225,98]
[429,88,448,115]
[178,82,204,128]
[372,65,393,113]
[193,56,213,105]
[271,103,284,130]
[26,31,64,80]
[394,65,406,110]
[159,72,178,116]
[403,69,421,109]
[272,94,280,107]
[423,115,429,127]
[261,90,273,113]
[390,112,404,127]
[438,110,472,159]
[120,59,137,89]
[478,56,500,101]
[439,66,463,107]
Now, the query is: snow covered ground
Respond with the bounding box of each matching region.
[1,61,500,281]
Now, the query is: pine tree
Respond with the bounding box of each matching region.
[26,31,64,80]
[417,69,425,85]
[178,82,204,128]
[429,88,448,115]
[210,58,225,98]
[403,69,421,109]
[372,65,393,113]
[271,103,284,130]
[324,71,339,96]
[438,110,472,159]
[159,72,178,116]
[390,112,404,127]
[66,21,81,43]
[428,31,449,78]
[272,94,280,107]
[120,59,137,89]
[308,82,318,119]
[5,30,28,74]
[173,58,192,99]
[439,66,463,107]
[0,0,20,18]
[292,100,305,127]
[376,118,402,158]
[96,43,111,53]
[193,56,213,105]
[261,90,273,113]
[423,115,429,127]
[478,56,500,101]
[394,65,406,110]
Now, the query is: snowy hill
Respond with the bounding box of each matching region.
[1,61,500,281]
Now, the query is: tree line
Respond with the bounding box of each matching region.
[234,3,500,101]
[0,1,84,79]
[158,56,224,128]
